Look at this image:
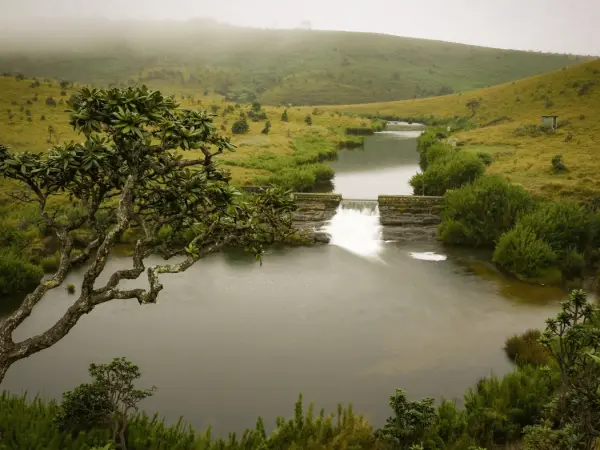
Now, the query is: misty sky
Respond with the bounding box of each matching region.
[3,0,599,55]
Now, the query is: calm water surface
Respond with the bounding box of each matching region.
[2,131,565,435]
[330,126,422,199]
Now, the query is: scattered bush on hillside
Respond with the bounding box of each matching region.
[281,109,289,122]
[247,109,267,122]
[504,329,550,367]
[261,120,271,135]
[466,99,481,116]
[577,80,597,96]
[304,114,312,126]
[410,151,485,196]
[45,96,57,106]
[231,118,249,134]
[40,115,46,121]
[439,175,534,247]
[60,89,67,96]
[552,154,567,173]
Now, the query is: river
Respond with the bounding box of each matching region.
[1,127,565,435]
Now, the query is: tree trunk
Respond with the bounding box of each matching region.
[0,360,8,385]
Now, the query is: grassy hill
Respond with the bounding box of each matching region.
[0,19,589,106]
[326,59,600,201]
[0,74,369,198]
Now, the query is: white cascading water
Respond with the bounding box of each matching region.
[321,200,383,259]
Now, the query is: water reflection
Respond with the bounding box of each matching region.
[330,131,422,199]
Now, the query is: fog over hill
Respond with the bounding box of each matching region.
[0,18,592,105]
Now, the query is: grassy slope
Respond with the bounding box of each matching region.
[0,20,588,106]
[0,75,366,196]
[327,59,600,201]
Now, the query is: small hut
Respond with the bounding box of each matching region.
[541,115,558,129]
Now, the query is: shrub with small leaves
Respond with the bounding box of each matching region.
[261,120,271,135]
[54,382,112,434]
[552,154,567,173]
[304,114,312,126]
[67,284,76,294]
[231,118,249,134]
[45,96,57,106]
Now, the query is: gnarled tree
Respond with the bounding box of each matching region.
[0,86,295,383]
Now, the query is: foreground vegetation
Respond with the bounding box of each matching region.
[329,58,600,201]
[0,86,299,379]
[2,289,598,449]
[0,19,588,106]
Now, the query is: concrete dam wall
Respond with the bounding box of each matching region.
[241,187,444,242]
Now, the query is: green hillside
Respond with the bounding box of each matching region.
[327,59,600,201]
[0,19,589,106]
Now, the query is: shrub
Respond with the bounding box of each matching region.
[419,141,454,170]
[551,154,567,173]
[493,226,558,282]
[439,175,534,247]
[261,120,271,135]
[504,329,550,366]
[231,118,249,134]
[45,96,57,106]
[304,114,312,126]
[0,249,44,295]
[517,200,595,258]
[463,365,558,447]
[67,283,76,294]
[409,151,485,196]
[561,247,585,279]
[60,89,67,96]
[40,252,61,272]
[54,382,112,434]
[476,152,493,166]
[247,109,267,122]
[376,390,440,449]
[257,164,334,192]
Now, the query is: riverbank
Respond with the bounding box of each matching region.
[320,59,600,202]
[410,125,600,289]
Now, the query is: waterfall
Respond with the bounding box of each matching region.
[321,200,383,259]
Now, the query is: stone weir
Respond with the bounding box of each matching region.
[240,187,444,243]
[241,188,341,243]
[378,195,444,242]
